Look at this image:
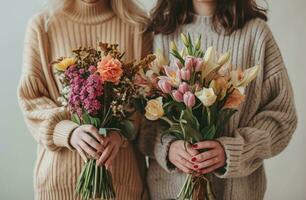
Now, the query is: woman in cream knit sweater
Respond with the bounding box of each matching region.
[139,0,298,199]
[18,0,151,199]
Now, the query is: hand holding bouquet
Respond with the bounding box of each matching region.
[136,33,259,200]
[53,43,155,200]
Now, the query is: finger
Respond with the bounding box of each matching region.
[199,162,224,175]
[79,140,99,159]
[185,144,198,157]
[176,155,194,170]
[105,146,119,169]
[192,149,218,163]
[197,156,220,170]
[81,133,104,152]
[101,136,111,147]
[175,161,192,174]
[192,141,218,150]
[82,125,103,142]
[76,145,88,162]
[96,145,114,166]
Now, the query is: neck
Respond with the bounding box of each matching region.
[60,0,115,24]
[192,0,216,16]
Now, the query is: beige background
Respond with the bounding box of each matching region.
[0,0,305,199]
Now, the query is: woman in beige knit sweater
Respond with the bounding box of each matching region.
[139,0,298,199]
[18,0,151,199]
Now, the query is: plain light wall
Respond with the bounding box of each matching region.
[0,0,305,199]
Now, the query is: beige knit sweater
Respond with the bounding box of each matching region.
[18,0,151,199]
[138,15,297,200]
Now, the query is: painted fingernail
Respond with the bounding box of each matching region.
[191,157,197,162]
[194,165,198,169]
[192,144,198,148]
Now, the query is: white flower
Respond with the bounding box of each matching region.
[145,97,164,120]
[195,87,217,107]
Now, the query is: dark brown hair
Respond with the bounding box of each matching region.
[148,0,268,35]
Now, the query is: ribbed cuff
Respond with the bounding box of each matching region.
[54,120,79,150]
[214,136,244,178]
[154,133,177,173]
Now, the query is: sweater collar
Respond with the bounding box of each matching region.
[60,0,115,24]
[192,14,213,26]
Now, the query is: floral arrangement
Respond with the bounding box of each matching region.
[53,43,155,200]
[136,33,259,200]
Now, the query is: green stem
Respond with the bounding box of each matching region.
[160,116,173,126]
[207,106,211,125]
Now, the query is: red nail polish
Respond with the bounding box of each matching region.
[194,165,198,169]
[192,144,198,148]
[191,157,197,162]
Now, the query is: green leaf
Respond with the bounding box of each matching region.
[82,112,91,124]
[201,125,216,140]
[181,108,200,131]
[71,113,81,125]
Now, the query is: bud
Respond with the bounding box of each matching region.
[181,33,189,46]
[170,41,178,52]
[195,35,202,50]
[172,90,184,102]
[178,82,190,94]
[183,91,196,107]
[185,56,196,70]
[158,79,172,94]
[180,68,191,81]
[195,58,204,72]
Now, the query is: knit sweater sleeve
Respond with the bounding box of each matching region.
[18,16,79,151]
[215,23,297,178]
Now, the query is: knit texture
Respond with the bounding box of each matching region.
[139,15,297,200]
[18,0,152,199]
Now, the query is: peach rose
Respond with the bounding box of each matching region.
[223,89,245,109]
[97,55,123,84]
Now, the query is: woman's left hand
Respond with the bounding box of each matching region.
[191,141,226,174]
[96,131,124,169]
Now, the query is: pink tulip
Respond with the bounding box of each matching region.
[158,79,172,94]
[178,82,190,94]
[195,58,204,72]
[172,90,184,102]
[180,68,191,81]
[185,56,196,70]
[183,91,196,107]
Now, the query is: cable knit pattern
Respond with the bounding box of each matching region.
[18,0,152,199]
[139,15,297,200]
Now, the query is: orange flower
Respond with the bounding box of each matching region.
[97,55,123,84]
[223,89,245,109]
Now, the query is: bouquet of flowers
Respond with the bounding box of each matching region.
[53,43,155,200]
[135,33,259,200]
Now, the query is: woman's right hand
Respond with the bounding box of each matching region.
[168,140,198,173]
[70,125,104,162]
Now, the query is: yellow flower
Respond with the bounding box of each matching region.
[195,87,217,107]
[145,97,164,120]
[54,57,76,71]
[201,47,231,80]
